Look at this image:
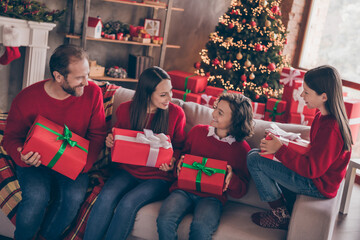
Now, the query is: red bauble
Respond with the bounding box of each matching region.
[212,58,220,66]
[285,38,288,44]
[194,61,201,69]
[255,44,263,52]
[228,23,234,29]
[267,63,276,71]
[271,6,280,14]
[205,72,210,77]
[241,74,247,82]
[225,61,233,70]
[255,95,260,100]
[262,83,269,88]
[278,51,282,55]
[242,82,247,87]
[250,21,256,27]
[242,19,246,24]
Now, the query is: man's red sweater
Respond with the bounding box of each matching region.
[2,80,107,172]
[170,125,251,204]
[275,112,351,198]
[114,101,186,181]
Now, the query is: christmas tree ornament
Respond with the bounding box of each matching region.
[237,27,242,33]
[194,62,201,69]
[271,6,280,14]
[242,82,247,87]
[267,63,276,71]
[241,74,247,82]
[250,21,256,27]
[255,44,263,51]
[260,0,268,7]
[265,20,271,27]
[212,58,220,66]
[225,61,233,70]
[242,19,246,24]
[205,72,211,77]
[245,60,252,68]
[228,23,234,29]
[236,52,243,60]
[249,73,255,80]
[262,83,269,88]
[255,95,260,100]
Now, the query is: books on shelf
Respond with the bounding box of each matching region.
[128,54,154,79]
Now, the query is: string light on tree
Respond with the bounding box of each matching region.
[195,0,289,102]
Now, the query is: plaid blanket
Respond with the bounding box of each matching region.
[0,82,120,238]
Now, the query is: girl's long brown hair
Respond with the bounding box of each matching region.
[304,65,352,151]
[130,66,170,134]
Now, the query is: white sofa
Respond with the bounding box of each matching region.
[0,86,344,240]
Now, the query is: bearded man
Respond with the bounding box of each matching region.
[2,44,107,240]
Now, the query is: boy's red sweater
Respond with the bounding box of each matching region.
[114,101,186,181]
[276,112,351,198]
[170,125,251,204]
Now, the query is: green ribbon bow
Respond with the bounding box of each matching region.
[182,157,226,192]
[184,74,197,91]
[183,89,191,101]
[34,122,88,168]
[265,100,285,122]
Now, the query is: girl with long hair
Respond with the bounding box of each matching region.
[247,65,352,230]
[84,66,186,240]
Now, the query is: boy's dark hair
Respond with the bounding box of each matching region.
[49,44,89,80]
[217,93,254,142]
[130,66,170,134]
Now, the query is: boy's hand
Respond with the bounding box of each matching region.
[159,157,176,172]
[18,147,41,167]
[105,132,114,148]
[259,133,283,155]
[223,165,233,192]
[176,155,185,177]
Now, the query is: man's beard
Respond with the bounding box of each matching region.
[62,79,83,97]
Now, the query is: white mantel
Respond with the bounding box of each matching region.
[0,16,56,88]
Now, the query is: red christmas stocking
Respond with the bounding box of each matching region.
[0,46,21,65]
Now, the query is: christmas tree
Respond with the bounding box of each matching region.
[196,0,289,102]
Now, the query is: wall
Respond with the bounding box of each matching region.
[0,0,308,112]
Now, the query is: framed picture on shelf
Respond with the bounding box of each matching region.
[144,18,161,37]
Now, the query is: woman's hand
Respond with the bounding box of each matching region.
[223,165,233,192]
[159,157,176,172]
[105,133,114,148]
[176,155,185,177]
[259,133,283,155]
[18,147,41,167]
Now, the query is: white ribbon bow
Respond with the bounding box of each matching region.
[114,129,172,167]
[280,67,302,87]
[292,86,306,113]
[300,113,309,126]
[266,123,301,141]
[201,94,212,108]
[253,102,264,119]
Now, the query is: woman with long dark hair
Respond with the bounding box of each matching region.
[84,66,186,240]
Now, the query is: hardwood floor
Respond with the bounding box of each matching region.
[333,183,360,240]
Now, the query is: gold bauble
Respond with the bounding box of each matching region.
[245,60,252,68]
[236,52,243,60]
[260,0,268,7]
[249,73,255,80]
[265,20,271,27]
[237,27,242,33]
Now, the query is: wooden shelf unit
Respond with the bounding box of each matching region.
[103,0,184,11]
[90,76,138,82]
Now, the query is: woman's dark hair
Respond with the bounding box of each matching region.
[216,93,254,142]
[49,44,89,79]
[130,66,170,134]
[304,65,352,151]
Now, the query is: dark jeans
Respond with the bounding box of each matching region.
[15,165,89,240]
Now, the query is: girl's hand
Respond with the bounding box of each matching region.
[176,155,185,177]
[18,147,41,167]
[159,157,176,172]
[105,133,114,148]
[223,165,233,192]
[259,133,283,155]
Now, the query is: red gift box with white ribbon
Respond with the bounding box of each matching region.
[288,113,315,126]
[200,93,217,108]
[280,67,306,87]
[252,102,265,120]
[112,128,173,167]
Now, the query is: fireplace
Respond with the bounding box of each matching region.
[0,16,55,88]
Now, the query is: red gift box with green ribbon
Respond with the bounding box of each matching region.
[264,98,287,123]
[168,70,208,93]
[22,115,89,180]
[178,154,227,195]
[112,128,173,167]
[172,89,201,104]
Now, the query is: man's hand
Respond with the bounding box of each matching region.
[105,132,114,148]
[223,165,233,192]
[18,147,41,167]
[159,157,176,172]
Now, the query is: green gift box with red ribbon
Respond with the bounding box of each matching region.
[22,115,89,180]
[178,154,227,196]
[264,98,287,123]
[168,70,208,93]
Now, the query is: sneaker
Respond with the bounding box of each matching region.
[251,206,290,230]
